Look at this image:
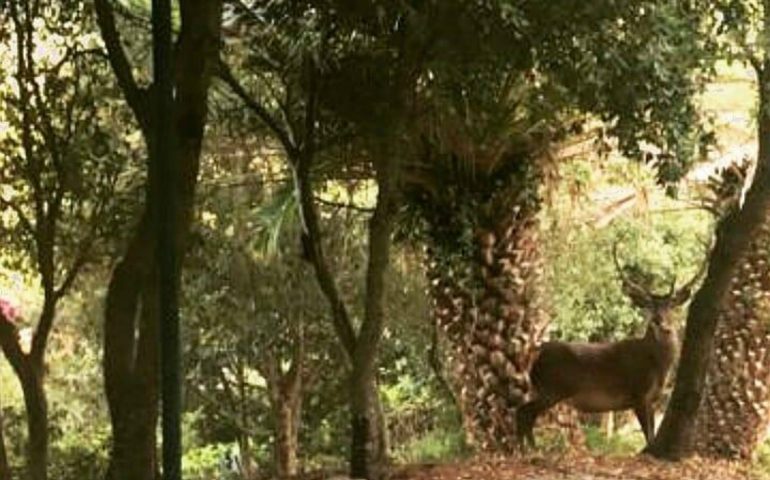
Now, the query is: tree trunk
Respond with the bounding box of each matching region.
[647,71,770,460]
[95,1,223,477]
[350,374,378,479]
[349,154,398,480]
[20,364,47,480]
[274,399,301,478]
[104,218,160,480]
[0,394,10,480]
[426,202,546,450]
[695,217,770,459]
[150,0,183,476]
[0,304,55,480]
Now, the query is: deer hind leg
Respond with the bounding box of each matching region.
[633,403,654,445]
[516,396,560,449]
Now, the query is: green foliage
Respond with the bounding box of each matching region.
[751,441,770,479]
[583,425,646,457]
[393,429,470,464]
[182,443,235,480]
[0,0,747,476]
[0,0,137,301]
[543,156,713,341]
[48,425,109,480]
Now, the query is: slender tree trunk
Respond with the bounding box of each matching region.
[237,364,255,479]
[350,371,378,479]
[0,300,57,480]
[274,399,301,478]
[0,393,10,480]
[104,220,160,480]
[372,382,389,461]
[150,0,184,476]
[264,337,305,479]
[647,70,770,460]
[20,364,47,480]
[349,154,398,480]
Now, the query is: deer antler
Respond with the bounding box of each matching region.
[611,241,652,307]
[671,250,710,306]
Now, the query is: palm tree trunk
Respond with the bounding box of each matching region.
[426,204,546,450]
[647,69,770,460]
[696,218,770,459]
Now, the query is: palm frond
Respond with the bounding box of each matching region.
[253,180,297,257]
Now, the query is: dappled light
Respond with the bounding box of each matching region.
[2,1,770,480]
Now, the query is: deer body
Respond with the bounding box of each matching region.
[533,328,678,413]
[516,243,704,448]
[517,325,677,446]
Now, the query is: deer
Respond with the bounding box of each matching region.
[515,243,706,448]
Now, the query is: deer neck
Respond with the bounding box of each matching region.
[643,324,678,369]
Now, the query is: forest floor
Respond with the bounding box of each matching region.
[388,452,754,480]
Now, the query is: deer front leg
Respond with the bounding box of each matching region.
[516,400,538,448]
[516,396,560,449]
[633,403,654,445]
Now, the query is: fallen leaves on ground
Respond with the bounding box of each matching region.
[389,452,754,480]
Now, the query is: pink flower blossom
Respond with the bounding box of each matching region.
[0,298,18,322]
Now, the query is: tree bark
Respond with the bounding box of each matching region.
[349,154,399,479]
[274,398,301,478]
[425,198,547,450]
[104,251,160,480]
[647,69,770,460]
[0,391,10,480]
[95,1,223,478]
[266,354,304,479]
[0,304,54,480]
[20,365,47,480]
[695,214,770,459]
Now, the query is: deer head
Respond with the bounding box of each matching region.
[611,241,706,342]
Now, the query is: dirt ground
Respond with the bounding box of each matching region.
[387,453,754,480]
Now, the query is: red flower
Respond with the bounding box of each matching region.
[0,298,18,322]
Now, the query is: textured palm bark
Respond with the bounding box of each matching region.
[427,205,549,450]
[647,68,770,461]
[696,219,770,459]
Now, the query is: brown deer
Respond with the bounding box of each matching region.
[515,244,706,448]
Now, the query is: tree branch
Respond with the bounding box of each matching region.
[293,71,358,357]
[55,231,96,300]
[0,195,35,236]
[0,313,29,384]
[93,0,150,131]
[313,196,375,213]
[216,59,297,156]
